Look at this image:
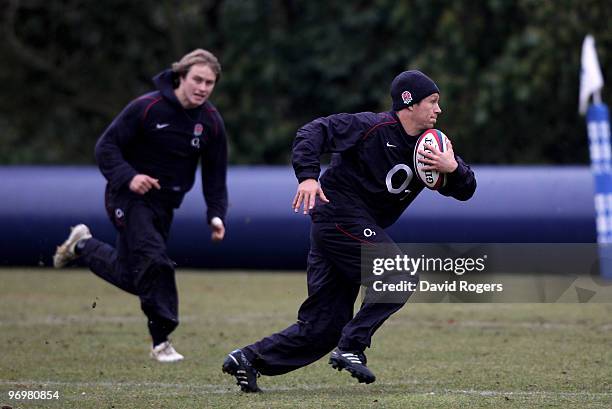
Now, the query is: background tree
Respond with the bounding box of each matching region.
[1,0,610,165]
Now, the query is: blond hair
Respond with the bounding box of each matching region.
[172,49,221,81]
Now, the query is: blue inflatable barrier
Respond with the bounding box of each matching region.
[0,166,596,269]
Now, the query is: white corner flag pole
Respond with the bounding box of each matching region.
[581,35,612,279]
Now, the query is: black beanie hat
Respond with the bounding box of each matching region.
[390,70,439,111]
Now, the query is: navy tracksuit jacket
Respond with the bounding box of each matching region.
[244,110,476,375]
[81,69,228,341]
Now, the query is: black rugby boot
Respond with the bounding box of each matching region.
[222,349,261,392]
[329,347,376,384]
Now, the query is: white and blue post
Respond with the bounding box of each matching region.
[588,101,612,279]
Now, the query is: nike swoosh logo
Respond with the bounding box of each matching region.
[386,142,397,148]
[156,123,170,129]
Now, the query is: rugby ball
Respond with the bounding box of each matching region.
[413,129,448,190]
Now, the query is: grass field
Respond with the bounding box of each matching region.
[0,269,611,408]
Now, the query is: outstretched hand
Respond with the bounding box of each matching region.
[418,138,458,173]
[292,178,329,215]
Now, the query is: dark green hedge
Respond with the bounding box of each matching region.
[1,0,610,165]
